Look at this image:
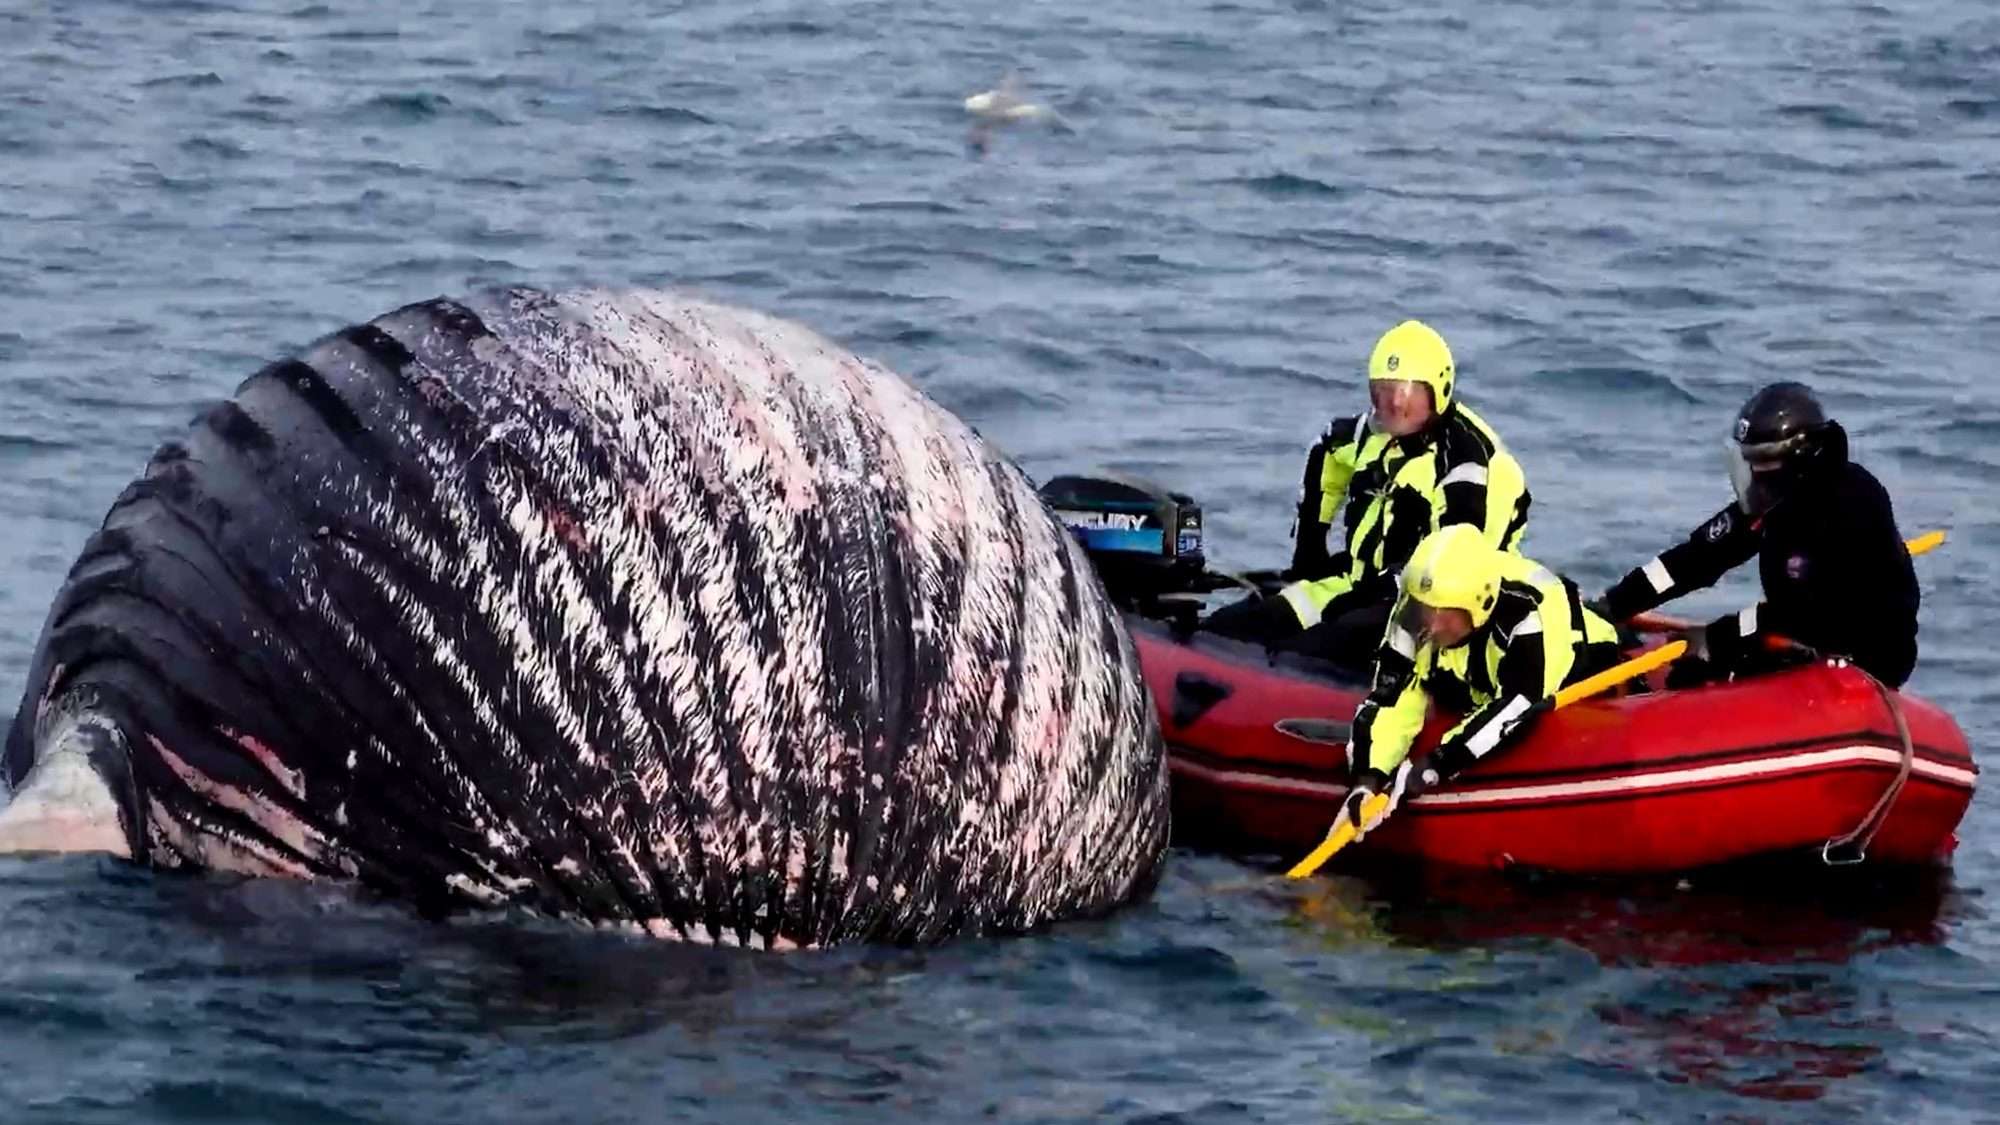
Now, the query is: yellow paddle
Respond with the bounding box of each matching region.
[1283,639,1689,879]
[1905,529,1946,557]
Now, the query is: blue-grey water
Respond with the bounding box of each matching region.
[4,0,1999,1121]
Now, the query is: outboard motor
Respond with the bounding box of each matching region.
[1038,472,1219,623]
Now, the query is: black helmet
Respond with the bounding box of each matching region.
[1725,381,1843,514]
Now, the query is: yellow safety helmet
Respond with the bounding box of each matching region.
[1399,524,1502,630]
[1368,319,1455,415]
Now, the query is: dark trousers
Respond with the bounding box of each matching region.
[1197,593,1390,672]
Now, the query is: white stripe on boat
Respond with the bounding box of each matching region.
[1165,744,1978,806]
[1412,745,1975,807]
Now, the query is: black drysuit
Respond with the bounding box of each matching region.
[1601,455,1918,688]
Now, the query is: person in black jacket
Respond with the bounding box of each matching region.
[1595,381,1919,687]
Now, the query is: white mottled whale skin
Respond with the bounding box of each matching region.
[1,287,1168,948]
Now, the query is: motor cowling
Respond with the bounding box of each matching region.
[1038,472,1206,610]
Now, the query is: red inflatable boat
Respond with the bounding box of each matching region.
[1031,469,1979,876]
[1140,619,1978,874]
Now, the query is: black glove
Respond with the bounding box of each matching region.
[1336,769,1387,833]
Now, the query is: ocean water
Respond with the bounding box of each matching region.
[3,0,1998,1120]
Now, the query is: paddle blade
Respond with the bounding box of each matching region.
[1286,792,1388,879]
[1907,529,1945,557]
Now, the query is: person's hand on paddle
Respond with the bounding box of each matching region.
[1337,760,1436,839]
[1335,775,1381,835]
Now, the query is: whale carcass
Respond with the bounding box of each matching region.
[0,287,1168,947]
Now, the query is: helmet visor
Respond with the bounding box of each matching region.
[1368,379,1432,436]
[1385,591,1433,658]
[1725,437,1793,514]
[1388,589,1474,650]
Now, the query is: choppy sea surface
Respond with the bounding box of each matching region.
[3,0,1998,1121]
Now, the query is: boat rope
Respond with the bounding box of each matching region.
[1210,569,1272,594]
[1821,663,1914,866]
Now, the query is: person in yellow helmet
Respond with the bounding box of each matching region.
[1200,320,1532,668]
[1335,524,1624,836]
